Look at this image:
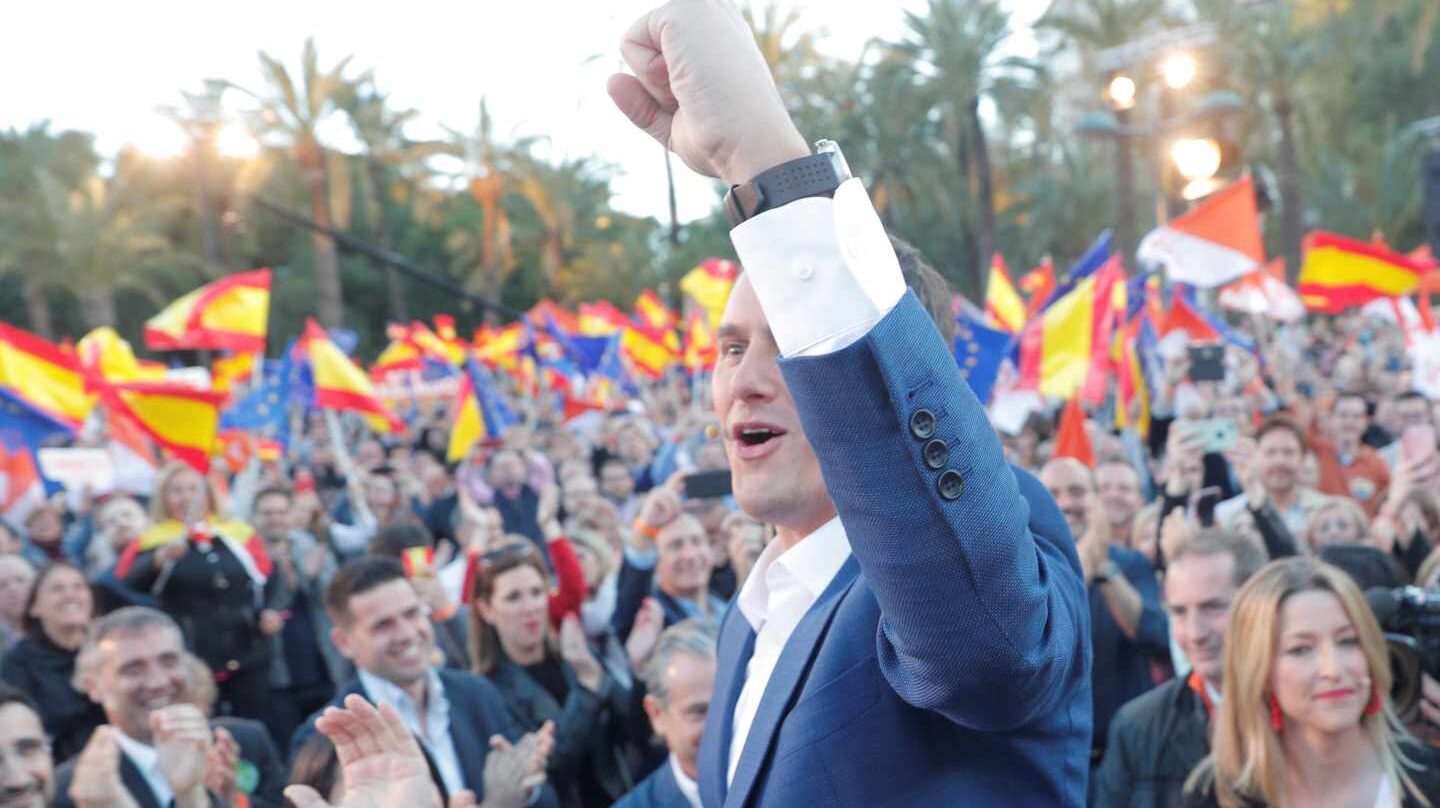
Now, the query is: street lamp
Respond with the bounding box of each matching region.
[1171,137,1222,182]
[1107,74,1138,110]
[1160,51,1198,90]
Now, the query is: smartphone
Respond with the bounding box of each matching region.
[1187,344,1226,383]
[1401,424,1438,464]
[683,469,733,499]
[1184,417,1238,454]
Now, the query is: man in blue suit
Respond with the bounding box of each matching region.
[608,2,1093,806]
[613,620,716,808]
[291,557,557,808]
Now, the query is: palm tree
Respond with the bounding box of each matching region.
[224,38,357,327]
[900,0,1019,293]
[35,156,178,330]
[338,79,451,321]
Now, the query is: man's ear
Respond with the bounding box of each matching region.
[330,624,354,660]
[642,693,665,737]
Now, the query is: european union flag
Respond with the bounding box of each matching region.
[220,358,291,439]
[543,315,610,373]
[953,315,1013,404]
[0,388,73,452]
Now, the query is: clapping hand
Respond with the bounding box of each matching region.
[152,704,213,808]
[558,615,604,693]
[625,597,666,670]
[481,722,554,808]
[69,727,140,808]
[283,695,441,808]
[204,726,240,805]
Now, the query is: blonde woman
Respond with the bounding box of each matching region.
[115,462,281,722]
[1184,557,1439,807]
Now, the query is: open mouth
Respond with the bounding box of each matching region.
[733,423,786,447]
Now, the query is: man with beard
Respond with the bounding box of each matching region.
[55,607,285,808]
[1040,457,1168,776]
[0,684,51,808]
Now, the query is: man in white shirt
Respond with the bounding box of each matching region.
[608,2,1092,806]
[613,621,717,808]
[54,608,219,808]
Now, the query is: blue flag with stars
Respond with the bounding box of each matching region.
[0,388,73,453]
[953,314,1012,405]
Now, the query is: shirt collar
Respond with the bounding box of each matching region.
[114,729,158,772]
[357,666,442,711]
[737,516,851,629]
[669,754,703,808]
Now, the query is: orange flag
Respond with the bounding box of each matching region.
[1053,398,1094,467]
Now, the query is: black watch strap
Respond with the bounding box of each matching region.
[724,148,849,226]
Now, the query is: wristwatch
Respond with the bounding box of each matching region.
[1094,560,1122,585]
[723,139,852,226]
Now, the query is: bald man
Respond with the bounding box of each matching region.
[1040,458,1169,776]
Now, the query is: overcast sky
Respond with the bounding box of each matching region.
[3,1,1046,223]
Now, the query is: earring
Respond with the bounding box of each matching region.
[1270,694,1284,732]
[1365,685,1383,717]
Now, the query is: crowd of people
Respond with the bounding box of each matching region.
[3,1,1440,807]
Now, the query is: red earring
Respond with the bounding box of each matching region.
[1365,686,1383,717]
[1269,694,1284,732]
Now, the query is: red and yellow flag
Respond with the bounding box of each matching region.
[985,254,1026,333]
[679,258,739,327]
[1019,257,1057,319]
[683,309,717,373]
[76,327,168,388]
[622,325,680,379]
[1298,231,1428,313]
[302,319,404,433]
[0,323,92,428]
[578,301,630,336]
[144,268,272,352]
[101,382,224,473]
[634,289,679,333]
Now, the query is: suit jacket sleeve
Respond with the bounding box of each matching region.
[225,720,287,808]
[1094,704,1138,808]
[1119,549,1170,657]
[612,550,655,642]
[778,291,1090,732]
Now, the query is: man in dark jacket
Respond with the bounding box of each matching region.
[1096,529,1268,808]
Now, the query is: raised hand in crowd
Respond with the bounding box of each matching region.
[203,726,241,806]
[632,488,681,551]
[284,695,441,808]
[69,727,140,808]
[1076,491,1110,584]
[625,596,666,670]
[481,721,554,808]
[557,614,604,693]
[258,607,285,636]
[152,704,213,808]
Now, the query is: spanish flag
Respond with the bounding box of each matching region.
[474,322,528,373]
[578,301,630,336]
[634,289,679,333]
[622,324,681,379]
[985,254,1026,333]
[1019,257,1056,319]
[679,258,739,327]
[1298,231,1428,313]
[144,269,272,353]
[683,308,717,374]
[432,315,470,365]
[210,353,256,393]
[371,324,424,380]
[1017,271,1107,400]
[0,323,92,428]
[100,382,224,472]
[115,519,271,581]
[76,328,168,387]
[447,359,516,462]
[302,319,404,433]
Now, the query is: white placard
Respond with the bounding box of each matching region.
[37,448,115,492]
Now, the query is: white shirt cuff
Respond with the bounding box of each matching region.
[730,178,905,357]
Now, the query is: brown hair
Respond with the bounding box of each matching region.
[466,540,555,675]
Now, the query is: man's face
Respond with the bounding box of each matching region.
[655,517,711,601]
[355,440,385,470]
[1331,397,1368,444]
[331,579,436,688]
[0,558,35,625]
[1040,460,1094,539]
[488,452,526,490]
[1095,463,1142,530]
[0,702,52,808]
[1258,428,1304,495]
[644,652,715,780]
[252,493,293,542]
[97,499,148,548]
[1393,397,1432,431]
[598,463,634,503]
[1165,553,1237,687]
[86,626,191,742]
[713,277,832,535]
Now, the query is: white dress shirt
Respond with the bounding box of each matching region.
[358,668,464,795]
[670,754,704,808]
[727,517,852,784]
[723,172,900,784]
[114,730,173,808]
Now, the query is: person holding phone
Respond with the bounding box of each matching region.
[1310,393,1391,518]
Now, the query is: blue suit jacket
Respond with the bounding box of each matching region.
[612,760,691,808]
[697,293,1093,808]
[291,668,558,808]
